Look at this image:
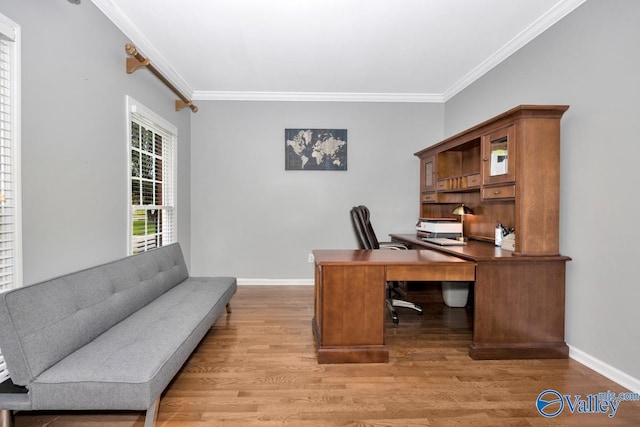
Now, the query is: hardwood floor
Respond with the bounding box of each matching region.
[14,285,640,426]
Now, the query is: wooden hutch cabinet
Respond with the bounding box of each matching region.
[415,105,568,256]
[402,105,571,359]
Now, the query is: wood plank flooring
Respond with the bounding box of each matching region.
[14,285,640,426]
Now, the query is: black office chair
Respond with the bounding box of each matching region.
[350,205,423,324]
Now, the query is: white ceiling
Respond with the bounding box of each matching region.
[92,0,587,102]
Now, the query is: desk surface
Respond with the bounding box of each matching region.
[389,234,571,262]
[313,249,476,284]
[313,249,471,265]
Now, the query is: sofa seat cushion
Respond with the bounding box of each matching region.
[27,276,236,410]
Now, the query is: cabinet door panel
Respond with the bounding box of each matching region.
[421,155,436,192]
[482,125,515,185]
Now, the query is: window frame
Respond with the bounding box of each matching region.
[0,11,21,384]
[126,96,177,254]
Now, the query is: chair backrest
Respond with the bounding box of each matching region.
[358,205,381,249]
[350,205,380,250]
[350,206,370,249]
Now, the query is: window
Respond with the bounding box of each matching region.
[0,12,21,384]
[127,97,177,254]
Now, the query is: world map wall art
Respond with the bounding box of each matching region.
[285,128,347,171]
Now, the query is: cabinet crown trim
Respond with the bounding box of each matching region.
[414,105,569,157]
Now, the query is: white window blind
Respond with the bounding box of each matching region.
[0,13,21,384]
[127,97,177,254]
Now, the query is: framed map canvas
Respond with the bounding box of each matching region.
[285,129,347,170]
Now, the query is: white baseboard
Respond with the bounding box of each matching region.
[237,278,314,286]
[569,345,640,393]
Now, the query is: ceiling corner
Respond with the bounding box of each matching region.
[91,0,194,99]
[442,0,589,102]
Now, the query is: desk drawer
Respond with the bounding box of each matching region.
[386,264,475,282]
[482,184,515,200]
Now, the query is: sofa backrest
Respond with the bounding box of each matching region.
[0,243,189,386]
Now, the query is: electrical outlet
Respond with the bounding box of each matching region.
[308,253,314,263]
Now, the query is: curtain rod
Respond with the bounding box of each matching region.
[125,43,198,113]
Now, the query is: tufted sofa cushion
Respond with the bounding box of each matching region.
[0,243,189,386]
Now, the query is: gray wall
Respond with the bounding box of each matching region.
[445,0,640,381]
[190,101,443,279]
[2,0,192,284]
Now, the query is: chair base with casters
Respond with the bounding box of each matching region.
[387,282,423,325]
[350,205,423,324]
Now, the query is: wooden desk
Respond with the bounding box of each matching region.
[312,249,475,364]
[390,234,571,360]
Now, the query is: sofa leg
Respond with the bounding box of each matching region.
[226,303,232,314]
[0,410,13,427]
[143,397,160,427]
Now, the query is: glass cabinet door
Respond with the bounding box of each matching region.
[421,155,436,192]
[482,125,515,185]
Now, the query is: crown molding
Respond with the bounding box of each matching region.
[192,91,444,103]
[91,0,194,99]
[443,0,588,101]
[93,0,586,104]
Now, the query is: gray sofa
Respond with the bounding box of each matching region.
[0,243,236,427]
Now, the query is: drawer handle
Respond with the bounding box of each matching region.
[494,190,500,195]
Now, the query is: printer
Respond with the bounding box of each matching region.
[416,218,462,239]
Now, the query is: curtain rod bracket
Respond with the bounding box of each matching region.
[124,43,198,113]
[176,100,198,113]
[126,57,149,74]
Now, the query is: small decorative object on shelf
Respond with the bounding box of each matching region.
[501,232,516,251]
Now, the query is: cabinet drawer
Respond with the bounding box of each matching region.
[467,173,481,188]
[482,184,515,200]
[437,180,447,191]
[421,192,437,202]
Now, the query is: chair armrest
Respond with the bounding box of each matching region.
[379,242,407,250]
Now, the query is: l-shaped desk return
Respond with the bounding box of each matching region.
[312,236,570,364]
[312,249,475,364]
